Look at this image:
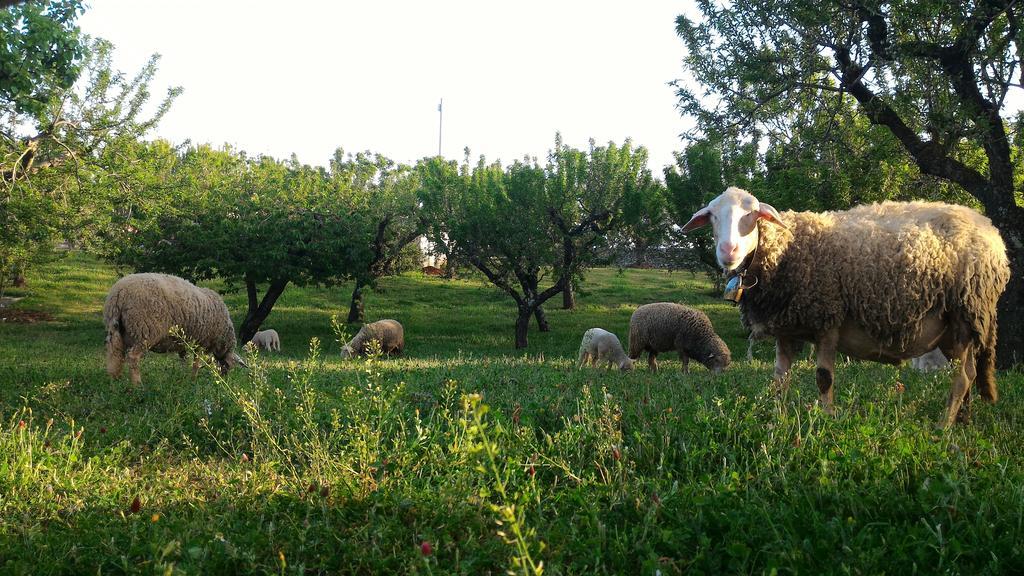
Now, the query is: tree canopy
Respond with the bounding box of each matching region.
[102,144,369,343]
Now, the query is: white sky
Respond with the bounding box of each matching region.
[77,1,695,175]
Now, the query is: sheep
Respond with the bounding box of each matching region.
[911,348,949,373]
[251,329,280,352]
[577,328,634,371]
[682,186,1010,427]
[422,265,444,276]
[628,302,731,374]
[104,273,245,386]
[341,319,404,358]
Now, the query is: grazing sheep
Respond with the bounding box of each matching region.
[104,273,245,386]
[422,265,444,276]
[341,319,404,358]
[628,303,731,374]
[682,186,1010,427]
[577,328,633,371]
[912,348,949,373]
[251,329,280,352]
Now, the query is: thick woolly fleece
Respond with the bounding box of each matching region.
[741,200,1009,397]
[104,273,237,363]
[628,303,731,371]
[342,319,405,358]
[578,328,633,370]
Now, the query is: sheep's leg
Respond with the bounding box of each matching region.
[126,346,146,387]
[814,331,839,415]
[773,338,797,395]
[940,345,975,428]
[577,351,586,369]
[191,355,201,379]
[105,334,125,379]
[648,352,658,372]
[678,351,690,373]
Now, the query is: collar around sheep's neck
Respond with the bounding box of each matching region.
[723,234,761,304]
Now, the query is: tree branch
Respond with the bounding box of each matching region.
[833,47,995,205]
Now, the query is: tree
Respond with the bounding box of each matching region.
[328,150,424,323]
[1,35,179,292]
[677,1,1024,366]
[0,0,84,118]
[102,144,367,344]
[545,136,660,309]
[419,155,563,348]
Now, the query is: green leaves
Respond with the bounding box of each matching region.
[0,0,85,117]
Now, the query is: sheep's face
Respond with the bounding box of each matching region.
[681,187,787,271]
[217,352,247,374]
[340,345,355,359]
[619,358,634,372]
[703,350,731,374]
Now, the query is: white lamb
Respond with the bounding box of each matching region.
[251,329,280,352]
[577,328,633,371]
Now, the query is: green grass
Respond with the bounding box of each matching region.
[1,251,1023,574]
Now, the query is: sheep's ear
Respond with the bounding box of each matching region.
[232,352,248,369]
[757,202,788,229]
[681,207,712,232]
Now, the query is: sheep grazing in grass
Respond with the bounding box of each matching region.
[628,302,731,374]
[341,319,404,358]
[912,348,949,373]
[682,186,1010,427]
[577,328,633,371]
[251,329,280,352]
[104,273,245,386]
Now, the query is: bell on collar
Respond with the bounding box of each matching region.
[723,274,744,303]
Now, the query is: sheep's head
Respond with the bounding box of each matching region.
[681,187,787,272]
[340,344,355,359]
[703,349,731,375]
[218,351,247,374]
[618,357,634,372]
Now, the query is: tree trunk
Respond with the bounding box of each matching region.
[238,278,290,345]
[561,237,576,310]
[562,277,575,309]
[996,229,1023,368]
[534,305,550,332]
[347,281,365,324]
[515,306,531,348]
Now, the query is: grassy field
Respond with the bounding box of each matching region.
[1,252,1023,574]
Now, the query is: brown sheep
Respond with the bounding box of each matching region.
[628,303,731,374]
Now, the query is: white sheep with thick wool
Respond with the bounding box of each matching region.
[104,273,245,385]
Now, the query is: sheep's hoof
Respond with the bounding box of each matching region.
[955,405,972,425]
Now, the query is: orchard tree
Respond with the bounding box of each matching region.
[419,155,563,349]
[329,149,424,323]
[1,0,83,117]
[677,1,1024,366]
[104,145,367,344]
[1,35,179,290]
[545,136,661,309]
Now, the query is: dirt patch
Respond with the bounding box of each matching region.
[0,309,56,324]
